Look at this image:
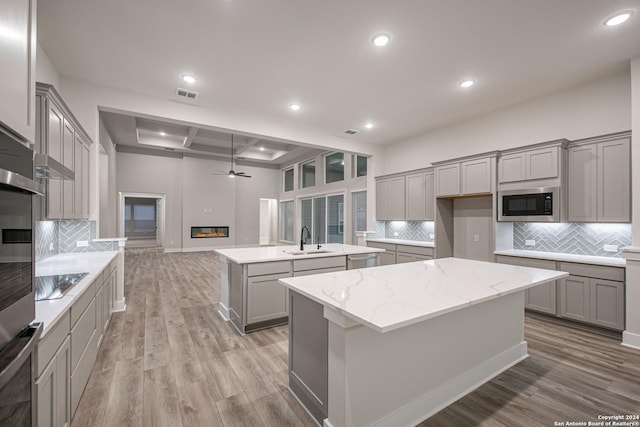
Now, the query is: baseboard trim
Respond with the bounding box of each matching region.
[217,302,230,321]
[164,247,182,253]
[113,298,126,312]
[622,331,640,350]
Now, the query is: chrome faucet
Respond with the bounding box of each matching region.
[300,225,311,251]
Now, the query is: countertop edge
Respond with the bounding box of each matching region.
[494,249,625,267]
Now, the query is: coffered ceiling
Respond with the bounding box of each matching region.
[39,0,640,153]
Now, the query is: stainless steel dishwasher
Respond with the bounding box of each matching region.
[347,253,380,270]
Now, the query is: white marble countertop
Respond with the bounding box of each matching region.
[279,257,566,333]
[494,249,625,267]
[214,243,384,264]
[35,252,118,337]
[365,238,435,248]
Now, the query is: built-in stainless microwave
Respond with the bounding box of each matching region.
[498,187,560,222]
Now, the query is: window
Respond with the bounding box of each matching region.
[327,194,344,243]
[283,168,294,192]
[352,191,367,243]
[301,197,326,244]
[124,197,157,239]
[280,200,294,242]
[301,161,316,188]
[354,155,367,177]
[325,152,344,184]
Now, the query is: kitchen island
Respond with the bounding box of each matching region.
[278,257,567,427]
[214,244,384,334]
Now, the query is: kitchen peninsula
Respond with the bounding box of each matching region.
[279,257,567,427]
[214,243,384,334]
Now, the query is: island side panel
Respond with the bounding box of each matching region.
[325,291,527,427]
[289,290,329,424]
[229,261,245,334]
[217,255,231,320]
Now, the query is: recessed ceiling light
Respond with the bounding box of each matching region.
[372,33,391,47]
[181,73,198,84]
[289,103,301,111]
[459,79,476,88]
[364,122,374,129]
[604,11,633,26]
[260,147,265,151]
[159,132,166,136]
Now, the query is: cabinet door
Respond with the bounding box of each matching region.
[424,171,435,221]
[81,143,90,218]
[47,180,63,220]
[461,158,492,195]
[55,337,71,427]
[435,163,460,197]
[498,152,526,183]
[396,252,414,264]
[526,282,557,314]
[36,355,56,427]
[47,104,64,163]
[559,276,590,322]
[568,145,597,222]
[247,273,289,324]
[388,177,405,220]
[590,278,624,330]
[597,138,630,222]
[62,120,75,219]
[95,285,104,341]
[74,136,83,218]
[0,0,36,142]
[405,173,426,220]
[378,251,396,266]
[375,179,390,220]
[526,146,558,180]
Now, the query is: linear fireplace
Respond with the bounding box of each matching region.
[191,226,229,238]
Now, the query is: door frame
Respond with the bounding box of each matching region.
[118,192,166,247]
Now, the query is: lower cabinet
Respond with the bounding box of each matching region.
[247,273,290,324]
[559,261,625,330]
[366,241,396,265]
[367,241,435,265]
[496,255,557,314]
[36,336,71,427]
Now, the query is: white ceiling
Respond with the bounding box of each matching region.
[39,0,640,150]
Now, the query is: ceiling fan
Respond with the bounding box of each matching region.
[213,134,251,178]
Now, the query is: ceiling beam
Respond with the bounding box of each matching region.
[235,137,261,155]
[182,127,199,148]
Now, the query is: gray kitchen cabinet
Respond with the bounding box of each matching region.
[247,273,290,325]
[396,244,434,263]
[36,83,94,220]
[288,290,328,424]
[568,134,630,223]
[366,241,396,265]
[435,155,495,197]
[376,176,405,220]
[0,0,36,142]
[495,255,557,314]
[558,262,624,331]
[498,146,559,183]
[405,170,435,221]
[435,163,460,197]
[36,335,70,427]
[95,284,104,346]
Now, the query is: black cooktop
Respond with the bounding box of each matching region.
[35,272,89,301]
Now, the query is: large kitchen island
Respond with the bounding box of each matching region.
[279,257,567,427]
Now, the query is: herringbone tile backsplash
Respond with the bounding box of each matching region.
[372,221,435,242]
[36,220,118,261]
[513,222,631,257]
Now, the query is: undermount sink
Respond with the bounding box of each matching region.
[285,249,334,256]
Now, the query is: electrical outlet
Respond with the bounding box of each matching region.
[393,232,399,237]
[525,240,535,246]
[76,240,89,247]
[429,234,434,240]
[474,234,480,242]
[49,243,54,251]
[604,244,618,253]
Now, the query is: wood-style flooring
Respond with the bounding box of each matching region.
[71,249,640,427]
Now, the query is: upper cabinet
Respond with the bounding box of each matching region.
[376,175,405,221]
[36,83,93,220]
[434,154,496,198]
[0,0,36,142]
[376,168,435,221]
[568,133,630,223]
[498,145,561,183]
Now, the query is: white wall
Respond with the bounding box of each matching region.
[382,71,631,175]
[116,150,184,250]
[98,119,117,237]
[35,44,60,89]
[235,165,280,245]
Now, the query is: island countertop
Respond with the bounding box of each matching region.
[279,257,567,333]
[214,243,384,264]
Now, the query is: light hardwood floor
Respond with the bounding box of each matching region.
[71,249,640,427]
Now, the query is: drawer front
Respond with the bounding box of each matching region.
[247,261,291,277]
[559,262,624,282]
[294,256,346,272]
[70,281,95,326]
[496,255,557,270]
[396,244,433,256]
[71,298,96,371]
[366,241,396,251]
[71,329,99,417]
[293,266,345,277]
[37,310,71,377]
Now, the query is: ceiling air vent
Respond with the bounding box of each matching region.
[344,129,360,135]
[176,88,198,99]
